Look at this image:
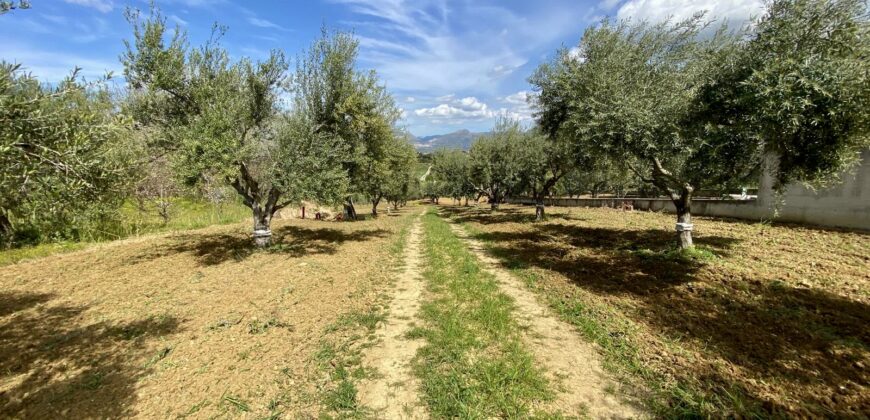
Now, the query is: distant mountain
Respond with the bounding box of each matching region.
[412,129,487,151]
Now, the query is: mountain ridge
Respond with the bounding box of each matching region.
[411,129,487,151]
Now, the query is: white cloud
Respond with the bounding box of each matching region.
[331,0,587,94]
[616,0,764,26]
[415,99,492,119]
[503,90,530,105]
[63,0,113,13]
[487,63,522,79]
[0,44,121,83]
[247,17,283,29]
[405,96,416,103]
[169,14,188,26]
[414,95,534,123]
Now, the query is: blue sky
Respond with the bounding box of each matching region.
[1,0,763,136]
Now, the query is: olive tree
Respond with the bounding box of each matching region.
[514,128,573,220]
[291,28,401,220]
[536,0,868,250]
[122,8,347,247]
[727,0,869,191]
[468,118,525,210]
[381,134,418,212]
[362,132,417,215]
[432,148,475,205]
[0,64,132,244]
[534,17,742,248]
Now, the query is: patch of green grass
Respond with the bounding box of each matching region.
[0,198,249,266]
[80,370,105,390]
[0,241,87,266]
[144,346,173,368]
[247,317,292,334]
[325,309,386,334]
[413,211,555,418]
[632,245,718,263]
[221,394,251,413]
[461,222,749,418]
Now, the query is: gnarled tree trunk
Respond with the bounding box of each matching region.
[252,205,273,248]
[638,158,696,250]
[371,196,381,217]
[674,188,693,249]
[344,196,358,221]
[230,163,286,248]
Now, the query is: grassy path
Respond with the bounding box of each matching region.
[409,210,555,418]
[445,220,644,418]
[359,210,428,418]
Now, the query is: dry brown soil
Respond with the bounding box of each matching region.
[0,209,415,419]
[358,209,428,419]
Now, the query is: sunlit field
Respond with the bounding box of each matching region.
[442,203,869,417]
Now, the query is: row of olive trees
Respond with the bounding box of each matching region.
[0,64,135,244]
[122,7,419,246]
[0,6,418,247]
[432,0,868,249]
[428,119,568,219]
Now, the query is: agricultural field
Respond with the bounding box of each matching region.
[441,203,869,417]
[2,0,868,418]
[2,200,868,418]
[0,207,417,418]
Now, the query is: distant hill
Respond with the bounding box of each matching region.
[412,129,487,151]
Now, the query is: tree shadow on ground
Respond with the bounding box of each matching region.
[0,291,181,418]
[127,225,390,266]
[462,212,869,415]
[438,206,533,225]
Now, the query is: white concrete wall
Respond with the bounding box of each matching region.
[508,149,870,231]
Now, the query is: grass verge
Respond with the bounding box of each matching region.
[411,210,556,418]
[0,198,249,266]
[459,220,746,417]
[306,208,417,419]
[445,204,868,418]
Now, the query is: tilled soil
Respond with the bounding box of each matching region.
[0,210,414,419]
[358,210,428,419]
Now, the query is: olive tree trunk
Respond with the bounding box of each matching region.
[674,189,693,249]
[637,158,697,250]
[252,205,273,248]
[535,198,545,221]
[371,196,381,217]
[230,163,287,248]
[344,196,358,221]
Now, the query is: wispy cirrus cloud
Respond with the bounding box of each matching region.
[610,0,764,26]
[332,0,585,95]
[63,0,114,13]
[247,16,284,30]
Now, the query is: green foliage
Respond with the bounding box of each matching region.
[292,27,401,214]
[512,127,574,201]
[467,118,527,206]
[431,148,473,201]
[379,133,418,210]
[0,0,29,14]
[0,63,134,245]
[122,8,353,238]
[737,0,870,190]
